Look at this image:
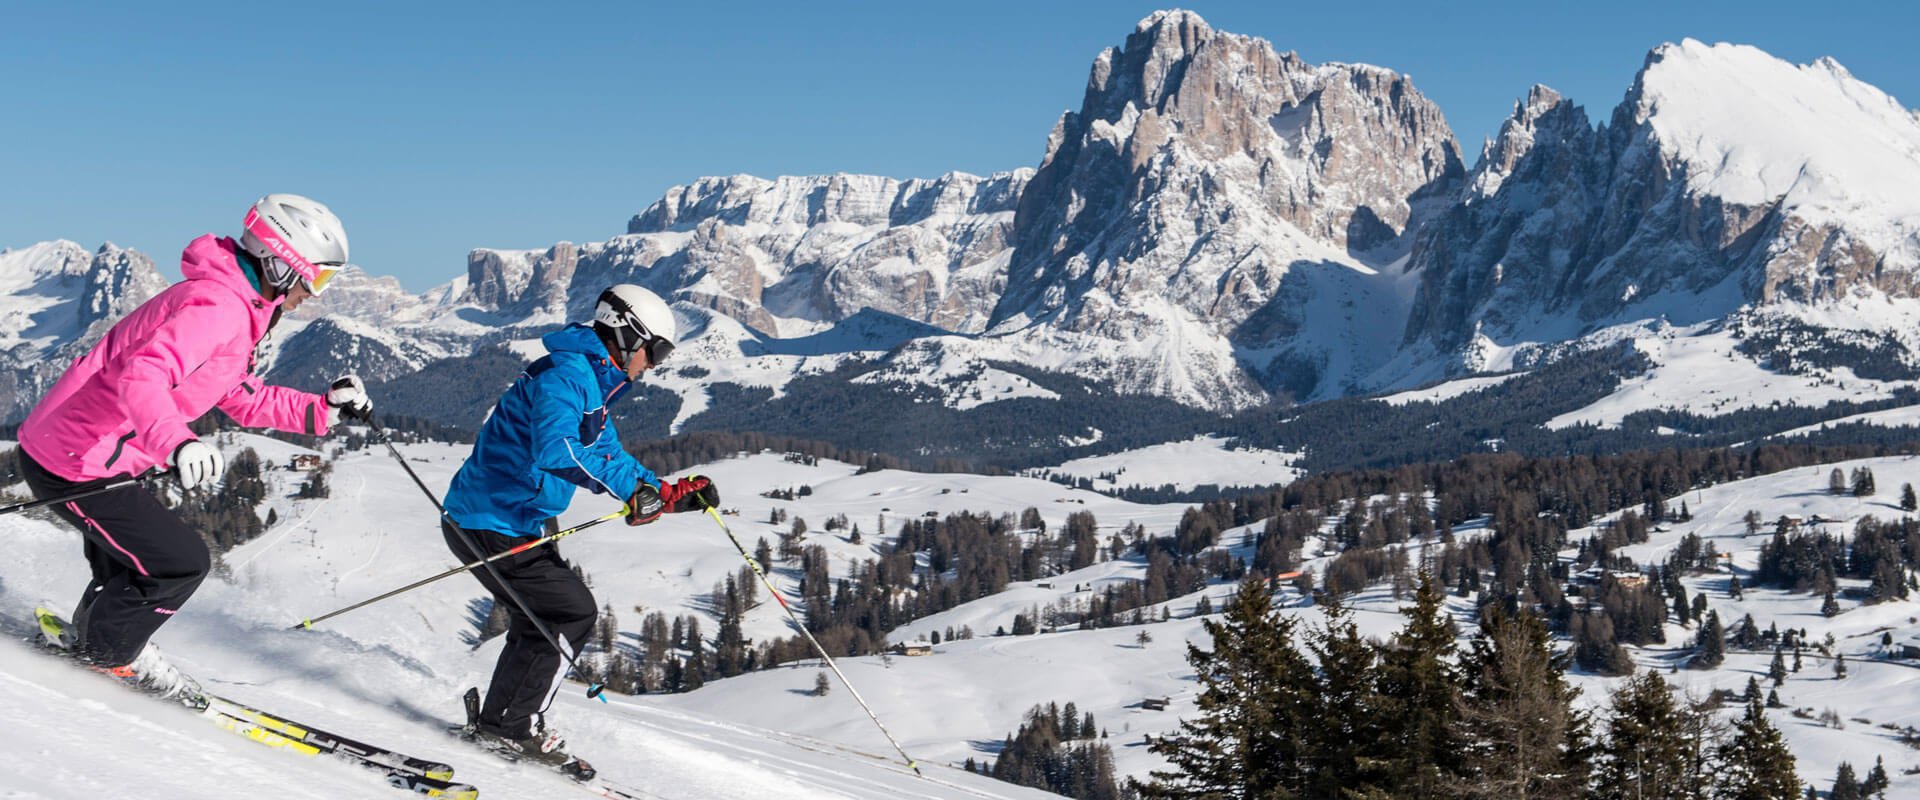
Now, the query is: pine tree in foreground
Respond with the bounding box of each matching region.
[1137,574,1314,799]
[1373,571,1462,796]
[1448,605,1590,800]
[1304,593,1389,798]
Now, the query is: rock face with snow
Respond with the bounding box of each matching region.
[989,9,1465,405]
[1401,40,1920,371]
[291,265,455,325]
[459,171,1030,336]
[0,241,167,421]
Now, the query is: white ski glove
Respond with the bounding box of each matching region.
[172,439,225,490]
[325,374,372,425]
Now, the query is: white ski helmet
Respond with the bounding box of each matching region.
[593,284,676,365]
[240,193,350,295]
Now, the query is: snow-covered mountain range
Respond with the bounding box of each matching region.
[6,10,1920,464]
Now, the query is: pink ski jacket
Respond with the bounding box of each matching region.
[19,235,331,482]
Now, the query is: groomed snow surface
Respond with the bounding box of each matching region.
[6,435,1920,797]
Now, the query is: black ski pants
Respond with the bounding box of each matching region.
[442,518,597,740]
[20,450,210,667]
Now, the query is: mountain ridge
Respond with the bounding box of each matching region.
[5,14,1919,468]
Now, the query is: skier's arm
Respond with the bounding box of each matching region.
[216,374,331,436]
[115,299,231,457]
[527,367,653,497]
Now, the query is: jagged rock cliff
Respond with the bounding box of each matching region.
[1401,40,1920,372]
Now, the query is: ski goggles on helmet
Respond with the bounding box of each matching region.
[305,263,343,294]
[244,207,346,296]
[607,323,674,365]
[600,296,675,365]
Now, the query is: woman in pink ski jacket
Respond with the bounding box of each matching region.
[17,194,375,698]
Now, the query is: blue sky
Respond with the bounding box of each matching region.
[3,1,1914,290]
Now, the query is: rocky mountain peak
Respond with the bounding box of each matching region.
[1086,9,1218,117]
[1468,85,1587,198]
[992,10,1462,406]
[463,242,578,319]
[79,243,166,326]
[290,266,441,323]
[1401,40,1920,374]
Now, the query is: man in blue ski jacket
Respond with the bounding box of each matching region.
[442,284,717,779]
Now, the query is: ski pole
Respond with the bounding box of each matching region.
[697,497,924,776]
[288,510,624,630]
[362,415,615,701]
[1,471,162,517]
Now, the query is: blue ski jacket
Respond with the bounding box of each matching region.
[444,324,659,537]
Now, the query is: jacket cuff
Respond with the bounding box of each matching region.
[305,396,331,437]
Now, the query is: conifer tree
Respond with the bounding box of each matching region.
[1374,571,1460,795]
[1903,484,1918,513]
[1769,649,1788,687]
[1138,575,1314,799]
[1860,757,1889,799]
[1714,698,1799,800]
[1690,611,1726,669]
[1304,593,1389,798]
[1831,762,1861,800]
[1593,671,1698,800]
[1449,606,1590,799]
[1851,468,1876,497]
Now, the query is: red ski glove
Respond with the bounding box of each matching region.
[626,476,719,526]
[659,475,719,514]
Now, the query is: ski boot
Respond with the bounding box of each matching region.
[38,606,207,708]
[454,687,596,781]
[87,643,209,709]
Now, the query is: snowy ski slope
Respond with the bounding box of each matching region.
[7,434,1920,797]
